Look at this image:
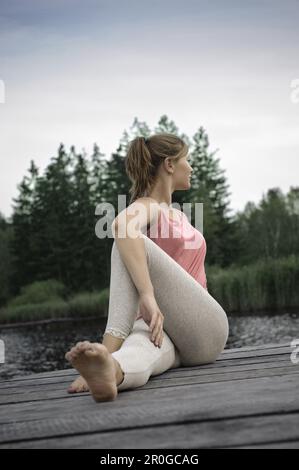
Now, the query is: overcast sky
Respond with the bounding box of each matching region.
[0,0,298,219]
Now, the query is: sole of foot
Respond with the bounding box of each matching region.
[65,341,118,402]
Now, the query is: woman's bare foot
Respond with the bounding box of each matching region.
[67,375,89,394]
[65,341,118,402]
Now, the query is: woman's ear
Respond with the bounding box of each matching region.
[164,157,174,174]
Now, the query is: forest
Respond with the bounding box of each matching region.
[0,115,298,323]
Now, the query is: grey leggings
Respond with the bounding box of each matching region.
[104,234,229,391]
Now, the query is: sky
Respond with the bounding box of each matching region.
[0,0,299,220]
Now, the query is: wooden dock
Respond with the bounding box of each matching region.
[0,341,298,449]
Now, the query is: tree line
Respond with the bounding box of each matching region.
[0,115,298,307]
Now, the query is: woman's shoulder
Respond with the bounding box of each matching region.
[133,197,162,231]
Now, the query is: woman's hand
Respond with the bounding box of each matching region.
[136,291,164,348]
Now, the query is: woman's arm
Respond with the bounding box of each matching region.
[112,197,160,295]
[111,198,165,347]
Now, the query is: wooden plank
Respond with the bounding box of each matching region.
[0,356,294,398]
[0,342,293,386]
[0,353,291,392]
[0,362,298,405]
[0,368,75,383]
[221,342,291,354]
[0,341,297,449]
[233,441,299,449]
[0,353,294,392]
[213,346,293,361]
[0,411,298,449]
[0,340,291,379]
[0,373,298,442]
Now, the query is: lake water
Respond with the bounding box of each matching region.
[0,312,298,380]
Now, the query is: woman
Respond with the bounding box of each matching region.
[65,133,229,402]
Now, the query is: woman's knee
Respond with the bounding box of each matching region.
[179,330,228,366]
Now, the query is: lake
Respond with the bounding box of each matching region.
[0,312,298,380]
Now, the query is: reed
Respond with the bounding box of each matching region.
[0,287,109,324]
[1,256,298,324]
[206,255,299,314]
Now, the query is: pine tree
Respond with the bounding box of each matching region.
[188,126,239,266]
[11,160,38,292]
[234,187,299,263]
[17,145,75,290]
[68,146,96,291]
[154,114,191,147]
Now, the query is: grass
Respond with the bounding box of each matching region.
[0,281,110,325]
[1,256,299,324]
[206,254,299,314]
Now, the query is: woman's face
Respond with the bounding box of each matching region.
[171,153,193,190]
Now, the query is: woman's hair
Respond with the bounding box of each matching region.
[124,133,188,204]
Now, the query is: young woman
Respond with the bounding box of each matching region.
[65,133,229,402]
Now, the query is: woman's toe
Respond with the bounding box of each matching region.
[67,381,76,392]
[84,347,97,357]
[65,351,72,361]
[77,342,87,351]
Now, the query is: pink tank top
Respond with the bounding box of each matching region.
[146,208,208,290]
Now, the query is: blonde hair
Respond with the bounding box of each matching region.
[125,133,188,204]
